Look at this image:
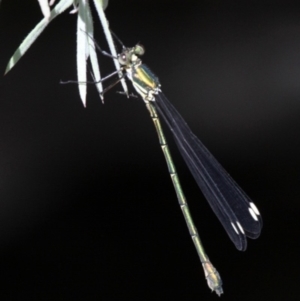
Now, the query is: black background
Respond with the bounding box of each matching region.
[0,0,299,300]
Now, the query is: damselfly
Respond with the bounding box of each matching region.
[65,34,263,295]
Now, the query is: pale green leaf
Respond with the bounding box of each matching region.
[93,0,109,11]
[77,0,89,106]
[5,0,73,74]
[92,0,128,96]
[85,3,103,100]
[98,0,109,10]
[38,0,51,19]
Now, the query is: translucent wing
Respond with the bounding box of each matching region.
[155,92,262,251]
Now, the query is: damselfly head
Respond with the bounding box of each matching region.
[133,44,145,56]
[118,44,145,67]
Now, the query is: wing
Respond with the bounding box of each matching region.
[155,92,262,251]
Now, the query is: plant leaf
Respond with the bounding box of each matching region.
[85,3,104,101]
[98,0,109,10]
[38,0,51,19]
[92,0,128,96]
[5,0,73,75]
[77,0,89,106]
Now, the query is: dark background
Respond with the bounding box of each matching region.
[0,0,299,300]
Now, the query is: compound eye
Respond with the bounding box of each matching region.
[134,45,145,56]
[118,53,127,65]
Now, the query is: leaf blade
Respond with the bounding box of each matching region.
[5,0,74,74]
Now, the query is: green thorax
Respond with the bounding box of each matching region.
[128,62,161,101]
[118,45,161,101]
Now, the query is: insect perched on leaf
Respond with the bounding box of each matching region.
[63,33,263,295]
